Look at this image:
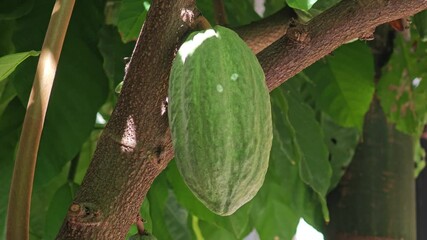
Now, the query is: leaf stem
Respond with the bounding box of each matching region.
[195,16,212,30]
[212,0,228,25]
[6,0,75,239]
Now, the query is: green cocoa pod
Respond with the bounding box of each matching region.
[168,26,272,216]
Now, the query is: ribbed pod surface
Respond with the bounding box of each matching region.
[168,26,272,215]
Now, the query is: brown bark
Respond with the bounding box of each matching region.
[57,0,427,239]
[56,0,198,239]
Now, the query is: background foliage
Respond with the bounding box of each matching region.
[1,0,426,239]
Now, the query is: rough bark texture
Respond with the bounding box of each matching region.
[259,0,427,90]
[236,8,294,54]
[57,0,427,239]
[56,0,198,239]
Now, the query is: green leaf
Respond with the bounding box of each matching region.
[0,20,15,56]
[377,35,427,134]
[196,0,260,27]
[321,115,359,191]
[286,0,318,11]
[98,25,135,88]
[163,190,193,240]
[12,0,109,187]
[198,220,237,240]
[263,0,287,17]
[294,0,341,21]
[305,41,375,129]
[43,182,79,239]
[0,0,34,20]
[414,10,427,42]
[0,80,17,119]
[0,98,25,238]
[117,0,150,43]
[166,161,252,239]
[73,129,102,184]
[253,88,325,235]
[252,182,300,240]
[284,84,332,197]
[0,51,39,81]
[147,172,173,240]
[140,198,152,232]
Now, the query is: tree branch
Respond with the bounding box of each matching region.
[260,0,427,90]
[235,7,295,54]
[57,0,427,239]
[56,0,198,239]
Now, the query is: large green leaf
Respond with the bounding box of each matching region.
[414,10,427,42]
[284,84,332,198]
[286,0,318,11]
[0,51,38,81]
[252,182,300,240]
[0,20,15,56]
[43,182,79,239]
[263,0,287,17]
[147,172,173,240]
[166,161,252,239]
[255,88,325,235]
[196,0,260,27]
[0,98,25,239]
[321,114,359,191]
[11,0,109,187]
[29,163,69,239]
[73,129,102,184]
[294,0,341,21]
[377,35,427,134]
[117,0,150,43]
[305,41,375,129]
[164,190,193,240]
[98,25,135,89]
[198,220,237,240]
[0,0,34,20]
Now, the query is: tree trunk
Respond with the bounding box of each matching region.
[416,126,427,240]
[326,96,416,239]
[326,24,417,239]
[417,168,427,240]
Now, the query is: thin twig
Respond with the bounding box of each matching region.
[6,0,75,239]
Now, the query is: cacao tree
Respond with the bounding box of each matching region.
[1,0,427,239]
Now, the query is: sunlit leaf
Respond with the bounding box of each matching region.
[286,0,318,11]
[294,0,342,21]
[305,41,375,129]
[0,51,39,81]
[117,0,150,43]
